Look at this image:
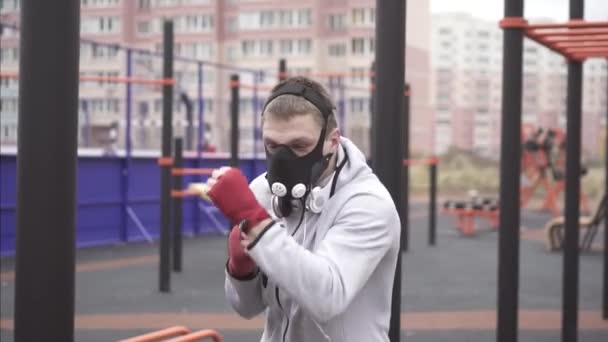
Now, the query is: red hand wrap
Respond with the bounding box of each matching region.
[227,225,256,278]
[207,168,270,230]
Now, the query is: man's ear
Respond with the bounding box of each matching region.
[328,128,340,148]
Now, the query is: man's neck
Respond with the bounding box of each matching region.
[317,146,340,187]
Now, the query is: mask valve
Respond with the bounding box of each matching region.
[271,182,287,197]
[291,183,307,199]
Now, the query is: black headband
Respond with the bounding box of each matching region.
[262,81,334,121]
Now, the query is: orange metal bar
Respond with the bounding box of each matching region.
[529,28,608,37]
[312,70,376,78]
[563,47,608,53]
[542,35,608,43]
[118,326,191,342]
[165,329,224,342]
[571,51,608,59]
[499,17,529,28]
[79,75,175,85]
[525,33,576,59]
[171,168,214,176]
[0,72,175,85]
[403,157,439,166]
[526,20,608,29]
[555,41,608,48]
[171,189,201,198]
[228,80,274,91]
[158,157,174,166]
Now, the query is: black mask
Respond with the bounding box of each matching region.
[265,127,333,217]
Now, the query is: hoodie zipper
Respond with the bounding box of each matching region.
[275,286,290,342]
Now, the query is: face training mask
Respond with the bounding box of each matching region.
[265,129,333,217]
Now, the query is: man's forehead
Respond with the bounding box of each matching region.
[263,128,317,144]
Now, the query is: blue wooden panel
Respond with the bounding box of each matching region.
[0,153,265,255]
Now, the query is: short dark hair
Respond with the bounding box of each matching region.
[262,76,338,136]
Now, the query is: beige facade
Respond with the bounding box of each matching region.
[431,12,607,159]
[1,0,433,156]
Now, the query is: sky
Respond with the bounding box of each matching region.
[430,0,608,21]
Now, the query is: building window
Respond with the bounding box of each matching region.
[328,43,346,56]
[137,21,150,34]
[260,10,275,27]
[328,14,346,31]
[439,27,451,35]
[279,10,293,27]
[81,16,121,34]
[138,0,151,9]
[242,40,256,57]
[351,38,365,55]
[350,67,366,83]
[296,9,312,27]
[352,8,365,26]
[239,12,260,30]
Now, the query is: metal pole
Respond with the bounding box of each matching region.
[497,1,524,341]
[13,1,80,341]
[230,74,240,168]
[370,61,376,158]
[279,59,287,81]
[429,162,437,246]
[194,62,204,236]
[562,1,584,340]
[604,70,608,320]
[82,100,90,147]
[373,1,406,341]
[121,48,133,243]
[173,138,183,272]
[159,20,174,293]
[181,93,194,151]
[338,77,345,133]
[252,71,259,175]
[403,84,410,252]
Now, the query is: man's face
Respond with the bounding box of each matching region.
[262,113,337,157]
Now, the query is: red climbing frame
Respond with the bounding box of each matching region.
[500,18,608,61]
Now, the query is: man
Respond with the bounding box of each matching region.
[193,76,400,341]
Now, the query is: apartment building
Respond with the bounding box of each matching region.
[432,12,607,159]
[1,0,432,156]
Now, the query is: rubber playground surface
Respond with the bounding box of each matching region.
[1,202,607,341]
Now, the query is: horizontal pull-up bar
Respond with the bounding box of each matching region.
[0,72,175,85]
[555,41,608,48]
[164,329,223,342]
[499,18,608,61]
[171,168,214,176]
[527,20,608,30]
[530,28,608,36]
[563,47,608,53]
[119,326,191,342]
[403,157,439,166]
[171,189,202,198]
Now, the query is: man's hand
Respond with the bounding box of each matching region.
[239,218,274,249]
[203,167,270,230]
[227,224,257,278]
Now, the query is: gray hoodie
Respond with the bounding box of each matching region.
[224,137,401,342]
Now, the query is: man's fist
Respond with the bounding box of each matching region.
[203,167,270,231]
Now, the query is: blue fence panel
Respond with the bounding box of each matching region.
[0,153,268,256]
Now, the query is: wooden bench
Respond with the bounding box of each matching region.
[544,194,606,251]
